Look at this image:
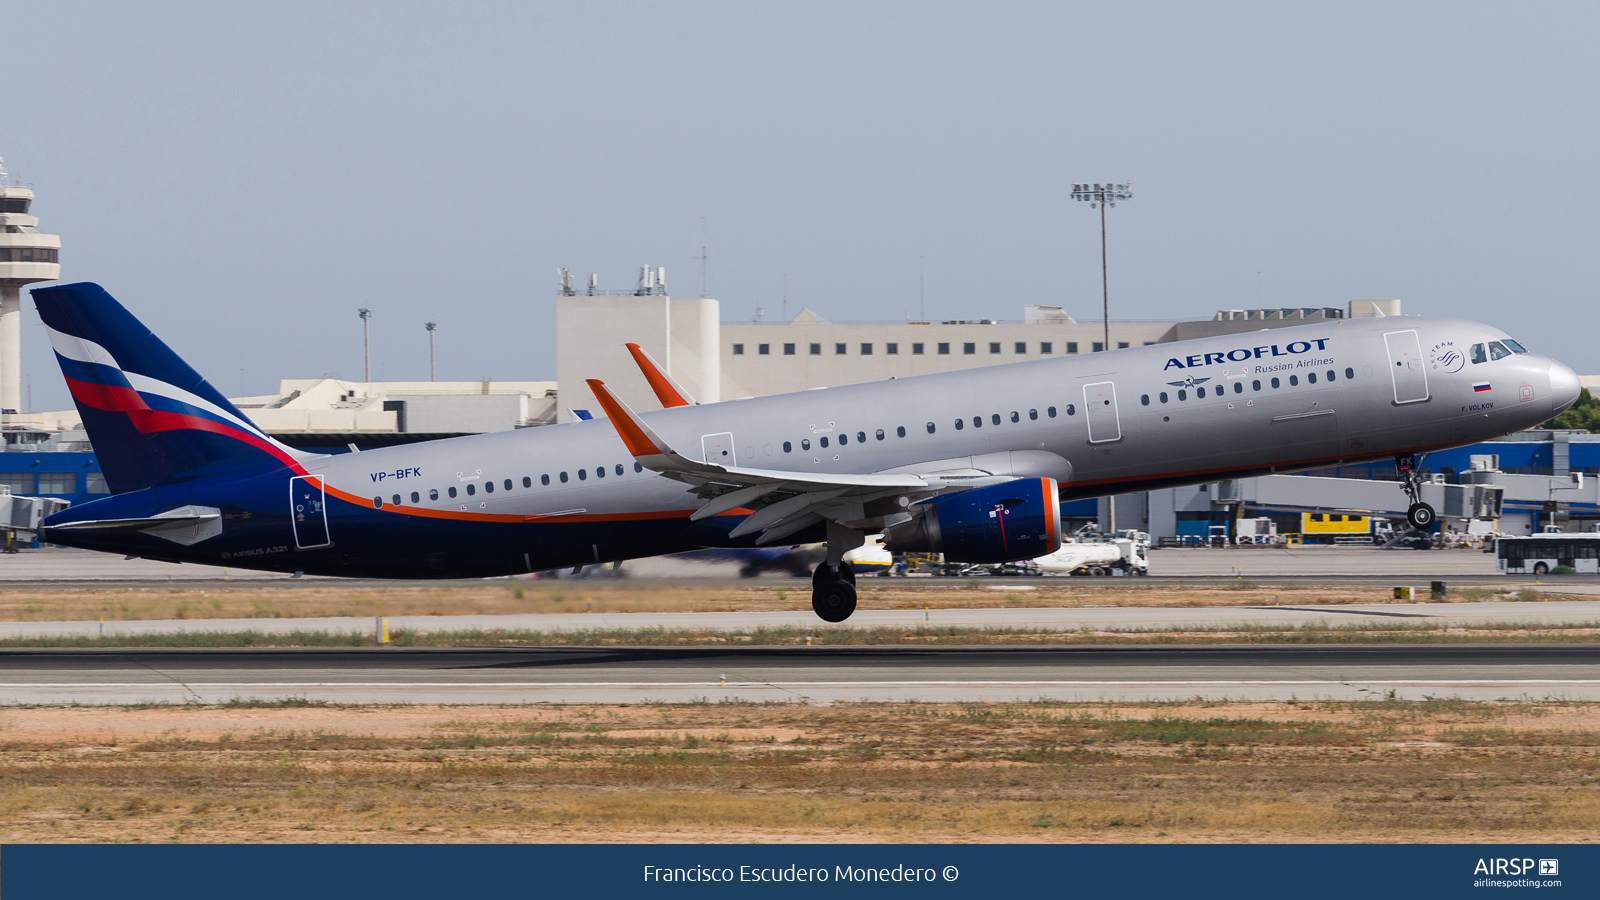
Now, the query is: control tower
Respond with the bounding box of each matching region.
[0,159,61,415]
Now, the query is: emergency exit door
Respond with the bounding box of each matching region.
[701,432,737,467]
[1083,381,1122,443]
[289,475,331,549]
[1384,329,1430,404]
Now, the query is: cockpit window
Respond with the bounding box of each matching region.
[1488,340,1513,361]
[1469,343,1487,364]
[1503,339,1528,354]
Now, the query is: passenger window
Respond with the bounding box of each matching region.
[875,429,885,440]
[1326,370,1336,382]
[615,464,624,476]
[1048,406,1058,417]
[1308,372,1317,384]
[1010,411,1019,422]
[411,491,419,503]
[1197,387,1206,398]
[1271,378,1280,389]
[634,463,643,473]
[1159,392,1168,403]
[955,419,965,430]
[1470,343,1487,364]
[373,497,383,508]
[838,433,847,445]
[973,416,982,428]
[392,494,401,505]
[1233,382,1242,394]
[1140,394,1149,406]
[895,427,904,437]
[596,466,605,478]
[783,441,792,453]
[1345,368,1355,379]
[1504,339,1527,353]
[578,469,587,480]
[560,472,568,483]
[430,489,439,501]
[1066,404,1075,415]
[467,484,476,495]
[820,436,829,448]
[991,414,1000,426]
[1252,380,1261,391]
[541,474,550,485]
[1028,409,1038,420]
[505,479,513,490]
[858,432,867,442]
[926,422,936,433]
[1178,389,1187,401]
[801,439,811,450]
[522,477,531,488]
[1289,375,1299,386]
[1489,341,1512,360]
[485,481,494,493]
[449,486,458,498]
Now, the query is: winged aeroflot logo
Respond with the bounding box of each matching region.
[1166,376,1212,389]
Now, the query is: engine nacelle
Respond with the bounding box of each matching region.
[884,477,1061,563]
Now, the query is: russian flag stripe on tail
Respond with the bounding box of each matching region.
[32,282,308,494]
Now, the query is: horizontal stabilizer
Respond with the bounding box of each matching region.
[47,505,223,546]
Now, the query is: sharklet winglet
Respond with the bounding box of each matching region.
[625,343,695,407]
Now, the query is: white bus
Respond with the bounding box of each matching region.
[1495,534,1600,575]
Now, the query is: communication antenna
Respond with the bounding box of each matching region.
[657,266,666,295]
[587,273,597,296]
[558,268,574,296]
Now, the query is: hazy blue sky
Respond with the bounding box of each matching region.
[4,1,1596,411]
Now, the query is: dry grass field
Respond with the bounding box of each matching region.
[1,700,1597,843]
[0,579,1551,624]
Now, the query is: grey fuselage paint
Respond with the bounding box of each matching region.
[48,316,1573,577]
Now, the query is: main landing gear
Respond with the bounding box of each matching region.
[812,560,857,623]
[1396,452,1436,530]
[811,520,864,623]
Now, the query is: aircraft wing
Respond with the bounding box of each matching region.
[587,379,952,543]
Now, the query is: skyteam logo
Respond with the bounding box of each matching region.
[1429,340,1465,373]
[1166,376,1211,389]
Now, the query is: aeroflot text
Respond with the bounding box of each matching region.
[642,865,940,883]
[1164,339,1332,370]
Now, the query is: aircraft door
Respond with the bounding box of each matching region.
[1083,381,1122,443]
[290,475,331,549]
[1384,330,1430,404]
[701,432,737,467]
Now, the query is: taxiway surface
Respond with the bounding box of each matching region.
[2,644,1596,704]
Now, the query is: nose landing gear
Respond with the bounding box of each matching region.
[1396,452,1436,530]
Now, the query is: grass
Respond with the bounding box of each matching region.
[4,617,1598,648]
[0,699,1597,842]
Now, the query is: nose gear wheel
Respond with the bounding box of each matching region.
[1395,452,1436,530]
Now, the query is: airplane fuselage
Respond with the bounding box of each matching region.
[43,315,1575,578]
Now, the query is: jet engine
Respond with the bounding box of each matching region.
[884,477,1061,563]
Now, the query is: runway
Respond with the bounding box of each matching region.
[7,598,1600,639]
[3,644,1597,704]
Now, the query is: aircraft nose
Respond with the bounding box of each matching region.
[1548,359,1581,415]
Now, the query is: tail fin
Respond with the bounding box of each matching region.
[32,282,307,493]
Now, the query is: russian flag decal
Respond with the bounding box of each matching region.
[1472,382,1492,392]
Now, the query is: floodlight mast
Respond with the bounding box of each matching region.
[1071,181,1134,533]
[357,308,373,382]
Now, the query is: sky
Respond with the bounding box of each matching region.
[3,1,1597,412]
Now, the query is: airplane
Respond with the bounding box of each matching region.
[33,282,1580,622]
